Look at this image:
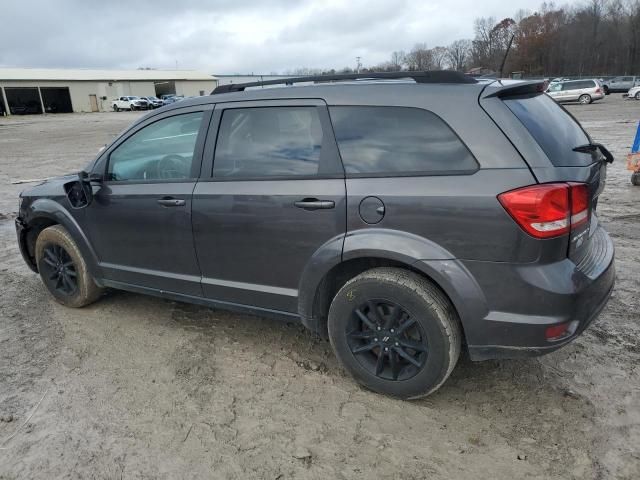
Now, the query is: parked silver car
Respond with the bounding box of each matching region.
[546,79,605,104]
[602,76,640,94]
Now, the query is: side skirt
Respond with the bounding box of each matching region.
[101,279,302,324]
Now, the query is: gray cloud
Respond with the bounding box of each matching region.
[1,0,546,73]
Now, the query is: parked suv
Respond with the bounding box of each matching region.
[15,72,615,399]
[546,79,604,104]
[602,76,640,94]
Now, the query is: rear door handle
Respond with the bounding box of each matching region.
[157,197,186,207]
[294,198,335,210]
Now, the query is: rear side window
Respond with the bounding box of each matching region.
[504,94,592,167]
[213,106,323,178]
[562,80,594,90]
[329,106,478,176]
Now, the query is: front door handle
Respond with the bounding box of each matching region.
[294,198,335,210]
[157,197,186,207]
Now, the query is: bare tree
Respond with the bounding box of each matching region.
[447,39,472,71]
[406,43,432,71]
[390,50,407,71]
[430,46,450,69]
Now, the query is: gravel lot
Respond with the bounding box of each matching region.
[0,98,639,479]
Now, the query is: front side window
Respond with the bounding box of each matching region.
[329,106,477,175]
[213,106,323,178]
[108,112,203,181]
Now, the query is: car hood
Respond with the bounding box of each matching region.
[20,173,78,198]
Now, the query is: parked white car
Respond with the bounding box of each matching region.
[626,85,640,100]
[112,96,149,112]
[546,79,605,104]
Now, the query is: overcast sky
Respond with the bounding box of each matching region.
[2,0,550,74]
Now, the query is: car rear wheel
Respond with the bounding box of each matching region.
[579,94,592,104]
[327,267,462,399]
[35,225,103,308]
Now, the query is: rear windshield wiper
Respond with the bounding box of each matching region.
[572,143,614,164]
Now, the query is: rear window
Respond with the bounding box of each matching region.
[503,94,593,167]
[329,106,478,176]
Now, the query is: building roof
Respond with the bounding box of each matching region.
[0,67,216,82]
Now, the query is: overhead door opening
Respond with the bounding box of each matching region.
[5,87,42,115]
[154,81,176,97]
[41,87,73,113]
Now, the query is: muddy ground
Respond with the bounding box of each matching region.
[0,97,638,479]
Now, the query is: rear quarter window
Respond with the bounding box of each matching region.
[503,94,594,167]
[328,106,478,176]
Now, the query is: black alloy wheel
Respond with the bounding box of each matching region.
[346,299,428,381]
[40,244,78,296]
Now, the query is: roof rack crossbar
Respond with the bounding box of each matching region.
[211,70,477,94]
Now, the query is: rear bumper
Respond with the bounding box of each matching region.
[461,227,615,360]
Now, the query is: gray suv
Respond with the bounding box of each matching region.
[15,72,615,398]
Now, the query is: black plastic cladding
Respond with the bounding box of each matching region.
[211,70,478,94]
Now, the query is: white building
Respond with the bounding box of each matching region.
[0,68,217,115]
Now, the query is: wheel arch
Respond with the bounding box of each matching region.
[21,199,102,279]
[298,229,488,343]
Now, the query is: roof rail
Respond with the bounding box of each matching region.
[211,70,477,94]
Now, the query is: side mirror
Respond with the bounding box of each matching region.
[64,171,99,209]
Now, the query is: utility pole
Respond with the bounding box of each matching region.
[356,56,362,73]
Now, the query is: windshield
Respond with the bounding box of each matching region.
[503,93,594,167]
[127,96,138,100]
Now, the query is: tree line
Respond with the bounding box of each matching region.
[287,0,640,77]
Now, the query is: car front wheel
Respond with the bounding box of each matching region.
[635,92,640,100]
[35,225,103,307]
[328,267,462,399]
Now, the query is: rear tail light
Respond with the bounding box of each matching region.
[569,183,589,227]
[498,183,589,239]
[595,88,602,94]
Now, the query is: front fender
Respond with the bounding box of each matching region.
[23,198,102,280]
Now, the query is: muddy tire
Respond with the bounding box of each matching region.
[35,225,103,308]
[327,267,462,399]
[632,172,640,186]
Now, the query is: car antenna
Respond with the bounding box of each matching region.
[499,34,515,79]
